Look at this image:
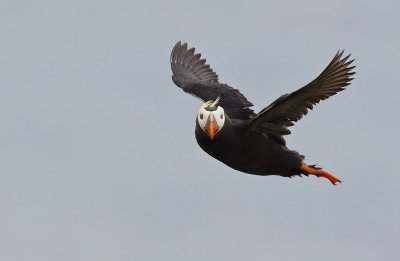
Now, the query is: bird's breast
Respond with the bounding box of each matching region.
[194,125,302,176]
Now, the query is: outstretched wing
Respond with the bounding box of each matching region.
[170,41,255,120]
[249,50,355,144]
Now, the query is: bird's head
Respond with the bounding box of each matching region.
[197,97,225,140]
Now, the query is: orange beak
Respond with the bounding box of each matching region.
[207,121,216,140]
[205,114,218,140]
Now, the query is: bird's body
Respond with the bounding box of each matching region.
[195,118,303,177]
[170,41,355,185]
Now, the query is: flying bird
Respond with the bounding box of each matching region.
[170,41,355,185]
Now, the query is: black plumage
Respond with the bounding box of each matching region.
[170,41,355,184]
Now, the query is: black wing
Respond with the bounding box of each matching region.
[248,50,356,145]
[170,41,255,120]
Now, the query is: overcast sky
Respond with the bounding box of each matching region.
[1,0,399,260]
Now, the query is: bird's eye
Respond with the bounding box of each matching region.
[220,114,223,119]
[200,114,203,120]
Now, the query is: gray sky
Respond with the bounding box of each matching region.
[1,0,399,260]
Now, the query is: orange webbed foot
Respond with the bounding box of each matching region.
[300,163,342,185]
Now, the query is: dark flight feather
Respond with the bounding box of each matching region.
[170,41,255,120]
[248,50,355,144]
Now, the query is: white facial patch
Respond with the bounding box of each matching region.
[197,107,211,131]
[197,104,225,133]
[213,106,225,130]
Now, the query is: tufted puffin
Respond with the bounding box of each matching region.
[170,41,355,185]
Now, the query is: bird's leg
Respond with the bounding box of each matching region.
[300,163,341,185]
